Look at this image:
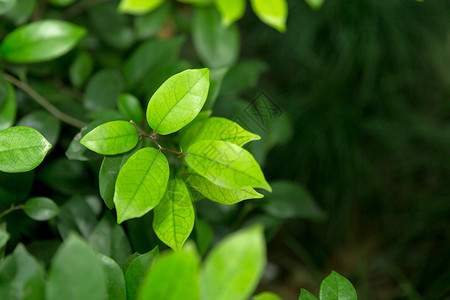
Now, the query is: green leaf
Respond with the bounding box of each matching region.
[88,213,132,266]
[137,250,199,300]
[180,117,260,151]
[118,0,165,15]
[305,0,324,10]
[84,69,124,112]
[23,197,59,221]
[95,252,127,300]
[125,246,159,300]
[187,174,263,204]
[194,218,213,255]
[214,0,246,26]
[0,0,16,15]
[46,234,107,300]
[69,51,94,88]
[193,7,240,68]
[114,147,170,223]
[298,289,319,300]
[134,2,171,40]
[17,110,61,146]
[253,292,282,300]
[319,271,357,300]
[80,120,139,155]
[0,244,45,300]
[185,140,271,191]
[153,179,194,250]
[56,195,98,239]
[200,225,266,300]
[118,93,144,124]
[204,67,228,110]
[0,82,17,131]
[48,0,76,7]
[3,0,35,25]
[146,68,210,135]
[0,20,86,63]
[250,0,288,32]
[0,73,8,109]
[177,0,212,6]
[0,126,52,173]
[0,171,34,205]
[260,181,326,221]
[0,228,9,249]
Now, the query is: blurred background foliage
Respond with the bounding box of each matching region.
[0,0,449,299]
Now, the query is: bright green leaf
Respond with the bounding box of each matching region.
[185,140,271,191]
[114,147,170,223]
[48,0,76,7]
[253,292,282,300]
[180,117,260,151]
[118,0,165,15]
[84,69,124,112]
[0,0,16,15]
[187,174,263,204]
[305,0,324,10]
[118,93,144,124]
[193,7,239,68]
[95,251,127,300]
[146,68,210,135]
[17,110,61,146]
[46,234,107,300]
[137,250,199,300]
[125,246,159,300]
[0,82,16,131]
[250,0,288,32]
[299,289,319,300]
[80,120,139,155]
[200,225,266,300]
[319,271,357,300]
[214,0,246,26]
[23,197,59,221]
[0,20,86,63]
[69,51,94,88]
[153,179,194,250]
[0,126,52,173]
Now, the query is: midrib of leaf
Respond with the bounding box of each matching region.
[85,133,137,141]
[0,144,48,154]
[153,72,206,133]
[171,194,179,248]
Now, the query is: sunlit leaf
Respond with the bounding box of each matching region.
[118,0,165,15]
[23,197,59,221]
[214,0,246,26]
[319,271,357,300]
[250,0,287,32]
[253,292,282,300]
[305,0,324,10]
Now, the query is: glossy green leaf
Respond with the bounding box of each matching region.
[118,0,164,15]
[200,225,266,300]
[118,93,144,124]
[180,117,260,151]
[253,292,282,300]
[56,195,98,239]
[298,289,319,300]
[137,250,199,300]
[0,0,16,15]
[80,120,139,155]
[250,0,287,32]
[0,20,86,63]
[260,181,325,221]
[125,246,159,300]
[146,68,210,135]
[134,2,171,40]
[305,0,324,10]
[0,244,45,300]
[95,251,127,300]
[193,7,239,68]
[0,126,52,173]
[114,147,170,223]
[0,82,17,131]
[17,110,61,146]
[46,234,107,300]
[185,140,271,191]
[214,0,246,26]
[187,174,263,204]
[319,271,357,300]
[153,179,194,250]
[23,197,59,221]
[69,51,94,88]
[88,213,132,266]
[84,69,124,112]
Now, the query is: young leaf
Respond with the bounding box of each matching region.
[187,174,263,205]
[137,250,199,300]
[95,252,127,300]
[0,126,52,173]
[214,0,246,26]
[185,140,271,192]
[319,271,357,300]
[153,179,195,250]
[200,225,266,300]
[46,234,107,300]
[249,0,288,32]
[125,246,159,300]
[0,82,17,131]
[253,292,282,300]
[114,147,170,223]
[0,20,86,63]
[23,197,59,221]
[118,0,165,15]
[146,68,210,135]
[298,289,319,300]
[180,116,260,151]
[118,93,144,124]
[80,120,139,155]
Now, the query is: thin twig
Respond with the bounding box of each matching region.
[0,204,24,220]
[3,73,86,129]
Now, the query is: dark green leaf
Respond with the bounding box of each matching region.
[319,271,357,300]
[56,195,98,239]
[298,289,319,300]
[204,67,228,110]
[84,69,124,112]
[0,171,34,205]
[125,246,159,300]
[0,75,8,109]
[3,0,36,25]
[0,228,9,249]
[48,0,76,7]
[118,93,144,124]
[0,0,15,15]
[23,197,59,221]
[0,82,16,131]
[95,251,127,300]
[134,2,171,40]
[69,51,94,88]
[194,217,213,256]
[17,110,61,146]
